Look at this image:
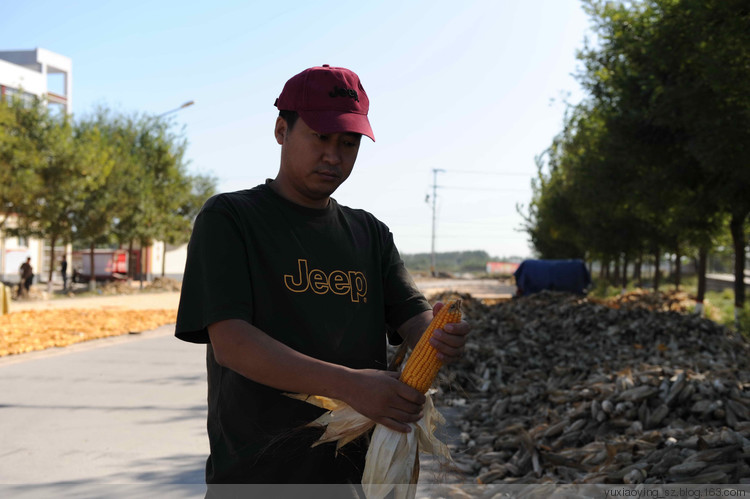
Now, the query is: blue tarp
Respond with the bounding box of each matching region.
[513,259,591,296]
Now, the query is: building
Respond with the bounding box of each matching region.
[0,48,72,113]
[486,261,520,276]
[0,48,72,283]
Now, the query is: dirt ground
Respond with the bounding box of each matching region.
[7,277,514,313]
[9,290,182,312]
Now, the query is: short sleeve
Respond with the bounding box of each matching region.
[175,203,254,343]
[381,230,431,334]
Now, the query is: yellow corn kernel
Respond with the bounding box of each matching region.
[399,299,462,394]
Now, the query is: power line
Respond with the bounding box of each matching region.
[442,169,531,176]
[424,168,532,266]
[436,186,529,192]
[397,234,529,240]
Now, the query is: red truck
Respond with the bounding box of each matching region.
[72,250,129,282]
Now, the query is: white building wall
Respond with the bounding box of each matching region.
[149,242,187,280]
[0,59,46,96]
[0,228,44,283]
[0,48,72,112]
[164,243,188,280]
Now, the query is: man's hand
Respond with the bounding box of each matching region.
[342,369,426,434]
[428,301,470,364]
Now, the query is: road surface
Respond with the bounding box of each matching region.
[1,279,498,497]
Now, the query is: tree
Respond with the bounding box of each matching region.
[651,0,750,318]
[69,110,123,290]
[159,172,217,276]
[564,0,748,309]
[0,96,44,230]
[4,98,114,289]
[3,97,216,289]
[94,111,216,285]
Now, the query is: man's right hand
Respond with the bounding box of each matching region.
[342,369,426,433]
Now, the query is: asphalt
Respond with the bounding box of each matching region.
[0,324,208,498]
[0,285,484,498]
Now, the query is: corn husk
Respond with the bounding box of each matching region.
[287,391,452,499]
[362,392,451,499]
[285,393,375,451]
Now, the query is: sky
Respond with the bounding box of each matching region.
[0,0,593,259]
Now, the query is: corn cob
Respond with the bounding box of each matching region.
[399,299,462,394]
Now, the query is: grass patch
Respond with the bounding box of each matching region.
[590,277,750,336]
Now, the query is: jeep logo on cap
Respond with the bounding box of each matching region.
[329,85,359,102]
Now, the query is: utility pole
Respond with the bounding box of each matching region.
[430,168,445,277]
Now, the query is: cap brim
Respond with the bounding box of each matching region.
[298,110,375,142]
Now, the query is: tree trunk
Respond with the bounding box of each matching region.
[613,256,621,287]
[139,244,144,290]
[622,254,629,293]
[161,241,167,278]
[89,242,97,291]
[47,235,57,293]
[667,254,673,283]
[730,212,748,327]
[635,252,643,288]
[653,248,661,291]
[696,246,708,316]
[128,240,134,280]
[674,245,682,291]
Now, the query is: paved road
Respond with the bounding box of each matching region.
[416,278,515,299]
[1,283,482,498]
[0,325,208,498]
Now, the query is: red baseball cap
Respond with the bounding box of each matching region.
[274,65,374,141]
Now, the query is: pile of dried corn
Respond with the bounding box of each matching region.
[428,291,750,484]
[0,309,176,357]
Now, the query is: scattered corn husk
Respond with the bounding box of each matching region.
[285,393,375,451]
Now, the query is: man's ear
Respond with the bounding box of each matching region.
[274,117,287,145]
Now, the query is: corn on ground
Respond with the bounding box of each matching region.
[399,300,462,393]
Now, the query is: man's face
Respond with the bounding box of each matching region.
[274,116,362,208]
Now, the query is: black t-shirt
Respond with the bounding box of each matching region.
[175,182,430,484]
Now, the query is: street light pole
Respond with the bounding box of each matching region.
[157,100,195,118]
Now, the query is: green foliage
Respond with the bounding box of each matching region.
[401,250,495,273]
[0,96,45,229]
[528,0,750,306]
[589,279,621,298]
[703,290,750,336]
[0,98,218,277]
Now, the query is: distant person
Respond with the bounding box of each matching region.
[19,257,33,298]
[61,255,68,291]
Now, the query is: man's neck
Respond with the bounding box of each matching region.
[267,178,330,210]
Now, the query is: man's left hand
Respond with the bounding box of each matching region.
[428,302,470,364]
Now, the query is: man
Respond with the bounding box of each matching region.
[61,255,68,291]
[175,65,469,487]
[18,257,33,298]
